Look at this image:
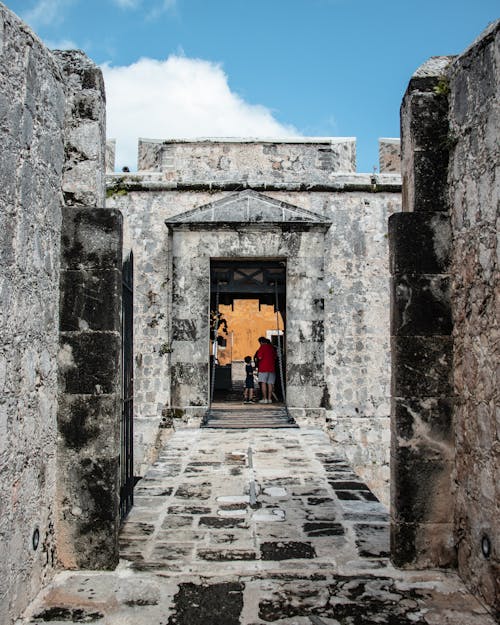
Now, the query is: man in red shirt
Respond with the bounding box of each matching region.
[255,337,276,404]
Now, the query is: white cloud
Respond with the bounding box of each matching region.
[101,56,299,171]
[23,0,74,28]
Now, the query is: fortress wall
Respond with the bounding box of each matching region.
[107,160,401,504]
[448,20,499,613]
[0,6,65,622]
[137,137,357,180]
[0,5,110,622]
[392,20,499,614]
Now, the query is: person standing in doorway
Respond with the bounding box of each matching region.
[243,356,255,404]
[255,337,276,404]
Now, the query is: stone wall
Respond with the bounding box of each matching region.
[392,20,499,614]
[57,208,122,569]
[0,7,66,622]
[138,137,357,182]
[447,21,499,613]
[379,138,401,173]
[0,5,114,623]
[107,139,401,503]
[390,57,455,568]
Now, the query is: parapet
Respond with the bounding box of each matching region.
[379,138,401,173]
[137,137,357,184]
[105,137,403,191]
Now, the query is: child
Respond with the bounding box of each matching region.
[243,356,255,403]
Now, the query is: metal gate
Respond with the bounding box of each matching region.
[120,252,134,520]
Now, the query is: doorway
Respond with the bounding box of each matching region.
[209,259,286,407]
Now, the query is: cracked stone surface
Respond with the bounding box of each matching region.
[17,428,496,624]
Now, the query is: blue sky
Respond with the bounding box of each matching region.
[6,0,499,172]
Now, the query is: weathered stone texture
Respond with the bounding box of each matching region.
[400,56,454,214]
[393,20,499,615]
[379,138,401,173]
[57,207,123,569]
[391,59,455,569]
[138,137,357,181]
[52,50,106,208]
[0,7,65,624]
[107,149,401,503]
[0,7,110,622]
[106,139,116,173]
[447,20,499,613]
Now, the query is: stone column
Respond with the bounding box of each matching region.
[57,208,123,568]
[390,57,455,567]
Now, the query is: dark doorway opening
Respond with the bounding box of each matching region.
[120,251,134,521]
[209,259,286,407]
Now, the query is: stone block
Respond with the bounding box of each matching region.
[391,274,451,336]
[392,397,453,443]
[59,332,120,395]
[391,441,454,524]
[287,364,324,387]
[379,138,400,173]
[60,270,121,332]
[57,450,119,569]
[61,207,123,270]
[409,92,449,149]
[413,150,449,212]
[391,521,456,568]
[389,212,451,275]
[58,394,120,454]
[391,336,453,397]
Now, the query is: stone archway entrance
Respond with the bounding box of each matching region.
[164,189,330,423]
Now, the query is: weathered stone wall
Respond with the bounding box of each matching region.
[379,138,401,173]
[107,139,401,503]
[392,20,499,614]
[447,21,499,613]
[391,57,455,569]
[138,137,357,181]
[0,7,65,623]
[0,5,113,622]
[57,208,122,569]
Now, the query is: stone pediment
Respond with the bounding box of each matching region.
[165,190,328,226]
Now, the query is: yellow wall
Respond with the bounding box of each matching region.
[216,300,283,364]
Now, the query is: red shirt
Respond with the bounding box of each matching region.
[256,343,276,373]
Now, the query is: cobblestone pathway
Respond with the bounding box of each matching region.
[19,428,495,625]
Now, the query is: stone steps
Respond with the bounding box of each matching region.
[202,407,298,429]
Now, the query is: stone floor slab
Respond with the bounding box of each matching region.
[17,428,496,625]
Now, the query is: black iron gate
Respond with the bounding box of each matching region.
[120,252,134,520]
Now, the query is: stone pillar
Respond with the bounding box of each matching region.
[53,50,106,208]
[57,208,123,568]
[390,57,455,567]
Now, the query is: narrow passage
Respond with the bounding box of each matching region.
[21,429,495,625]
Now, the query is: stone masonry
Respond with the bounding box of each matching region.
[17,428,496,625]
[1,6,66,622]
[0,5,122,623]
[391,20,499,616]
[1,3,498,623]
[107,139,402,505]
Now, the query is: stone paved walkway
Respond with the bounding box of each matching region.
[19,428,495,625]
